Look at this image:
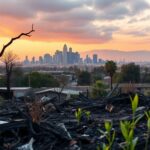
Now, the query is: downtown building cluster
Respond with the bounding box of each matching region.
[23,44,103,66]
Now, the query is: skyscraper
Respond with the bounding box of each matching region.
[93,54,98,64]
[44,53,52,64]
[24,56,30,65]
[31,56,35,64]
[54,50,63,64]
[39,56,43,64]
[63,44,68,65]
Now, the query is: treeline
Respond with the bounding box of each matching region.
[0,69,59,88]
[77,62,150,86]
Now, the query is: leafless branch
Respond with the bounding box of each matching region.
[0,25,35,57]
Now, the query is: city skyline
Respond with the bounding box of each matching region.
[0,0,150,61]
[23,44,102,65]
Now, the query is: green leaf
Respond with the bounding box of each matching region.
[129,129,133,142]
[105,121,112,132]
[102,143,109,150]
[131,94,139,114]
[130,137,138,150]
[98,129,106,135]
[133,115,143,125]
[120,121,128,141]
[112,131,116,144]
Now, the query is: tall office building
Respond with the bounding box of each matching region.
[24,56,30,65]
[93,54,98,64]
[44,53,52,64]
[31,56,35,64]
[63,44,68,65]
[53,50,63,65]
[85,55,92,64]
[39,56,43,64]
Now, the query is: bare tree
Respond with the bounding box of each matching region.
[0,25,34,57]
[1,51,18,99]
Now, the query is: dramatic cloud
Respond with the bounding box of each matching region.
[0,0,150,44]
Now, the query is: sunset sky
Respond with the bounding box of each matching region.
[0,0,150,60]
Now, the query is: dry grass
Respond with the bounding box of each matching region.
[122,83,136,93]
[27,100,44,123]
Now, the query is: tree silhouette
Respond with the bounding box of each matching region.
[0,25,34,99]
[0,25,34,57]
[1,51,18,99]
[105,60,117,90]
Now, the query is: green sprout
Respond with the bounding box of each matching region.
[75,108,82,125]
[120,94,142,150]
[98,121,115,150]
[130,94,139,120]
[84,111,91,121]
[144,111,150,150]
[120,120,138,150]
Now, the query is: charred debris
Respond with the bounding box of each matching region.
[0,87,150,150]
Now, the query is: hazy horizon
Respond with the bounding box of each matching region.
[0,0,150,61]
[21,47,150,62]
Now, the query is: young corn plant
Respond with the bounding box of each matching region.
[144,111,150,150]
[120,94,142,150]
[120,120,138,150]
[130,94,139,120]
[75,108,82,125]
[98,121,115,150]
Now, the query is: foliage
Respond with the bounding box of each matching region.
[105,61,117,77]
[145,111,150,150]
[105,61,117,90]
[91,80,107,98]
[22,72,59,88]
[120,63,140,83]
[130,94,139,117]
[120,94,142,150]
[98,121,115,150]
[96,94,148,150]
[77,71,91,85]
[75,108,82,125]
[140,67,150,83]
[75,108,91,125]
[11,66,24,87]
[84,111,91,121]
[92,66,105,83]
[120,121,138,150]
[0,76,5,86]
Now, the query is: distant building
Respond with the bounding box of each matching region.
[63,44,68,65]
[85,55,92,64]
[53,50,63,65]
[93,54,98,64]
[22,44,103,66]
[24,56,30,65]
[44,53,52,64]
[39,56,43,64]
[31,57,35,64]
[67,48,80,64]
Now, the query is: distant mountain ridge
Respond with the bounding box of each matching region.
[81,50,150,62]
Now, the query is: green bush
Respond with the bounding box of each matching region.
[91,80,107,98]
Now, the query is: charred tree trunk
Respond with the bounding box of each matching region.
[5,62,13,99]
